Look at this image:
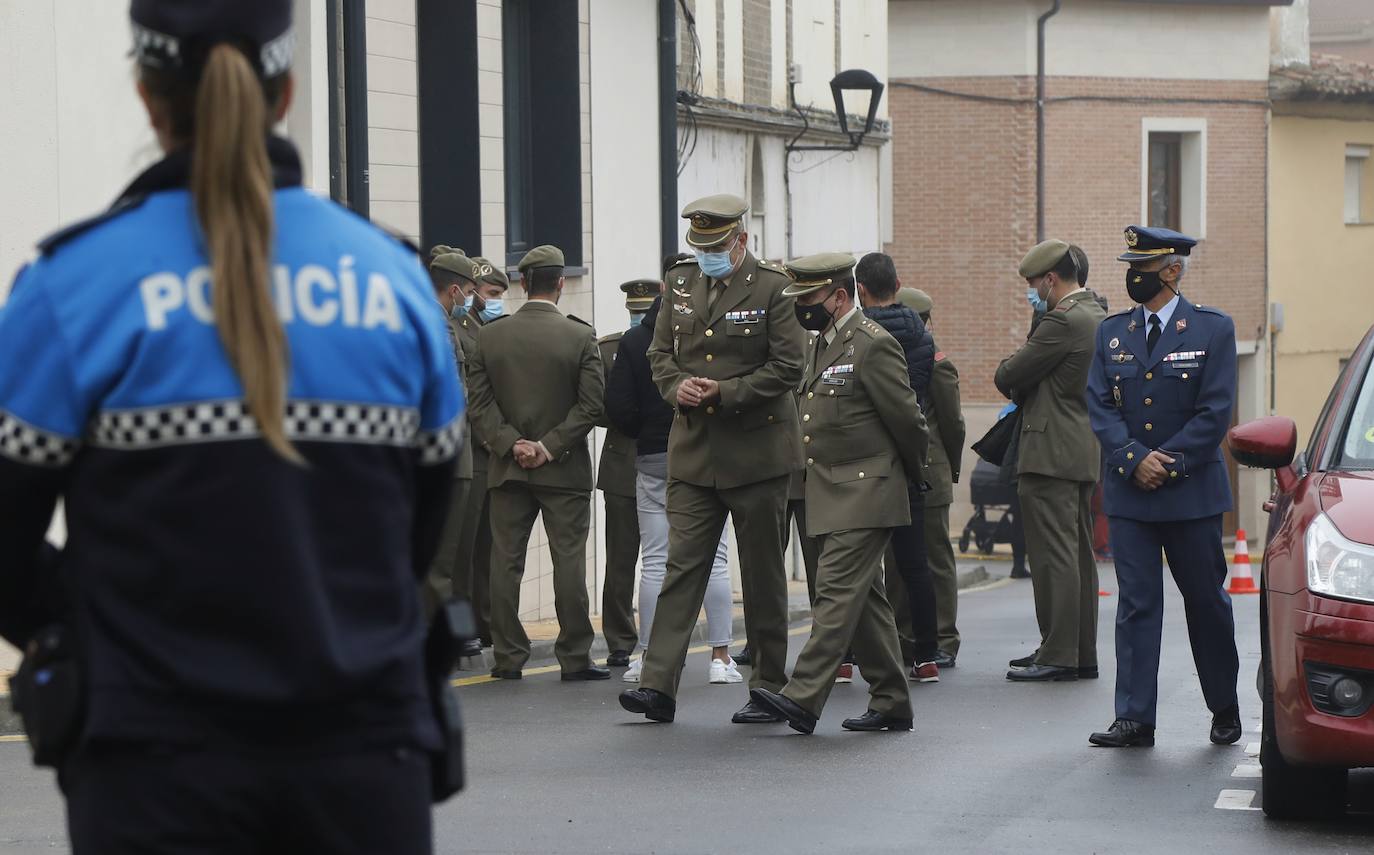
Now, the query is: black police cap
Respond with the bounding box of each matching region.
[131,0,295,78]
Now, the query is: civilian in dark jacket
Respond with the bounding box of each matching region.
[606,290,740,684]
[855,252,942,682]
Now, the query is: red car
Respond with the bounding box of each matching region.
[1229,323,1374,819]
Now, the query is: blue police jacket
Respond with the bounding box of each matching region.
[1086,295,1236,522]
[0,138,463,749]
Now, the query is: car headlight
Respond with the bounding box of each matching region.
[1306,512,1374,604]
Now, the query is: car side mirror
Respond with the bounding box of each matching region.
[1228,416,1298,470]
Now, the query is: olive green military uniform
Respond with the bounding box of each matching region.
[994,249,1106,670]
[467,247,605,674]
[639,195,805,700]
[925,347,965,655]
[777,257,929,721]
[596,328,641,655]
[785,326,823,602]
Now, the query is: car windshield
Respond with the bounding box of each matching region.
[1338,354,1374,470]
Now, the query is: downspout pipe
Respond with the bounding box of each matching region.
[342,0,370,218]
[658,0,679,259]
[1036,0,1061,243]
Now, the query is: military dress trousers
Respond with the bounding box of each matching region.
[596,329,641,655]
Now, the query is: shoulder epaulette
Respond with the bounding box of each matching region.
[856,320,884,339]
[568,314,594,329]
[36,194,149,257]
[598,331,624,344]
[1193,303,1227,317]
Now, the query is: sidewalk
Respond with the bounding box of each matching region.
[1,562,997,735]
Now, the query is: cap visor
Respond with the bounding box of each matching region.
[780,281,829,298]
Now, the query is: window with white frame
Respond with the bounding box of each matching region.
[1345,145,1371,225]
[1141,119,1207,238]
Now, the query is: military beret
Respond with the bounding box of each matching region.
[430,252,477,281]
[781,252,857,298]
[131,0,294,78]
[471,256,509,290]
[429,243,464,260]
[620,279,660,311]
[897,287,933,315]
[1018,240,1071,279]
[517,245,565,274]
[681,194,749,248]
[1118,225,1197,262]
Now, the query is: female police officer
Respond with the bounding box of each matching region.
[0,2,463,851]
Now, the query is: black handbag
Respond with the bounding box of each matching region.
[971,410,1022,467]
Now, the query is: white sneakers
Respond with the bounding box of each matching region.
[709,657,743,684]
[623,655,742,684]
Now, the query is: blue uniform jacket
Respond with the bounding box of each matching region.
[0,138,463,749]
[1086,296,1236,522]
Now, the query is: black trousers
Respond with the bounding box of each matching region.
[887,484,938,664]
[64,741,433,855]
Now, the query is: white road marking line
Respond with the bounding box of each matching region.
[1215,789,1260,811]
[1244,741,1260,756]
[1231,764,1262,779]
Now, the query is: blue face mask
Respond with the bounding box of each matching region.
[1026,287,1047,314]
[479,298,505,322]
[463,293,475,312]
[630,313,648,327]
[696,244,738,279]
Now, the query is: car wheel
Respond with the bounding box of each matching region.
[1259,592,1348,820]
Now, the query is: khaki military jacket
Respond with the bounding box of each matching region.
[798,311,929,537]
[924,346,965,507]
[994,290,1105,483]
[455,310,489,474]
[444,314,474,480]
[467,301,604,491]
[595,330,637,497]
[648,252,804,489]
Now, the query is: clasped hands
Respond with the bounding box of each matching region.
[676,377,721,409]
[1131,450,1176,492]
[512,439,551,470]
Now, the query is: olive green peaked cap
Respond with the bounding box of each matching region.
[1018,239,1071,279]
[781,252,857,298]
[517,245,565,274]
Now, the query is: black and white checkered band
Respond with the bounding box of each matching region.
[89,400,424,451]
[0,410,81,468]
[415,417,464,466]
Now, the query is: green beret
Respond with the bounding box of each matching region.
[621,279,660,310]
[780,252,857,298]
[682,193,749,248]
[471,257,509,290]
[430,252,477,281]
[517,244,565,274]
[1018,239,1071,279]
[428,244,464,260]
[897,287,933,315]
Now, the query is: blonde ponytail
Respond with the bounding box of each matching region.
[190,45,299,463]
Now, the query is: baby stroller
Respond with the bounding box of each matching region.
[958,457,1021,556]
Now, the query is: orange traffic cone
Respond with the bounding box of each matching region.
[1228,529,1259,595]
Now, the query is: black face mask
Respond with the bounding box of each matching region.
[795,297,834,332]
[1126,268,1166,304]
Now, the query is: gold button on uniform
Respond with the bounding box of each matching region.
[806,458,814,466]
[807,392,814,400]
[1145,372,1153,380]
[704,329,714,337]
[1182,372,1189,380]
[802,414,811,422]
[744,328,752,334]
[767,415,774,422]
[1145,423,1153,431]
[1119,467,1125,475]
[1170,471,1179,479]
[1144,398,1153,406]
[858,472,866,479]
[828,389,836,396]
[705,354,713,362]
[804,435,811,444]
[674,324,681,332]
[706,406,715,415]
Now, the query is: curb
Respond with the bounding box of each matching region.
[0,565,998,736]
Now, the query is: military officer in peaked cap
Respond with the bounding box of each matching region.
[749,254,928,733]
[467,245,609,681]
[1087,226,1241,748]
[596,280,660,667]
[619,194,804,725]
[998,239,1106,683]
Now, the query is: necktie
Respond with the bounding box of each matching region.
[707,279,724,309]
[1147,315,1162,356]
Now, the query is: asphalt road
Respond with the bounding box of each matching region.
[3,565,1372,854]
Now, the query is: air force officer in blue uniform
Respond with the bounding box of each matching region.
[1085,226,1242,749]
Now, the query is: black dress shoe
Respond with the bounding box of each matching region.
[460,638,483,658]
[749,688,818,734]
[619,688,675,722]
[479,636,494,648]
[562,665,611,681]
[841,710,914,732]
[1008,651,1038,668]
[606,650,631,668]
[1210,705,1242,745]
[1010,566,1031,579]
[733,647,751,666]
[730,699,785,725]
[933,650,956,669]
[1006,663,1078,682]
[1089,718,1156,747]
[1078,666,1099,679]
[490,668,522,680]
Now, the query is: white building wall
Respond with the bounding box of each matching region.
[791,0,836,111]
[889,0,1272,81]
[365,0,420,244]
